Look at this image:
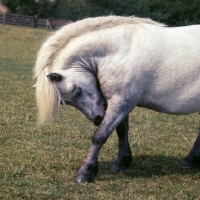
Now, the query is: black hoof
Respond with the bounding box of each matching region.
[181,154,200,169]
[180,160,193,169]
[76,171,95,183]
[76,163,98,183]
[110,156,132,172]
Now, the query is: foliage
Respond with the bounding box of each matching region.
[1,0,57,18]
[0,0,199,25]
[1,0,200,25]
[54,0,89,21]
[53,0,200,25]
[1,24,200,199]
[128,0,200,26]
[36,0,58,18]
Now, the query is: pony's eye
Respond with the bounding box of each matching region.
[77,87,81,97]
[96,80,101,91]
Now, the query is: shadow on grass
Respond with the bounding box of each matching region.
[97,155,200,181]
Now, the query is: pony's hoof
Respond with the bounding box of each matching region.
[110,165,125,172]
[180,160,193,169]
[110,156,132,172]
[75,172,95,183]
[76,163,98,183]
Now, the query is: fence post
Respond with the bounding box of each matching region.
[33,15,38,28]
[46,18,52,29]
[3,11,7,24]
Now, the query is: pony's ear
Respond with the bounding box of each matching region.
[47,73,63,82]
[32,84,36,89]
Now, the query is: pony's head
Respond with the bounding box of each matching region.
[46,69,107,126]
[35,15,162,125]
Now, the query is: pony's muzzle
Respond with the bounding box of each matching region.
[93,115,103,126]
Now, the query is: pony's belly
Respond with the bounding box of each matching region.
[137,98,200,115]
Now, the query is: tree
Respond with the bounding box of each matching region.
[2,0,37,15]
[2,0,200,25]
[36,0,57,18]
[1,0,21,13]
[1,0,57,18]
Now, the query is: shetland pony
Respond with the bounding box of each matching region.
[34,16,200,182]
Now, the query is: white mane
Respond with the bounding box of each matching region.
[34,16,165,78]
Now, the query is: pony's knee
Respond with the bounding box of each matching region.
[92,134,107,146]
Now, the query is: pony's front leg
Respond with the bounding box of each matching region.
[76,104,131,183]
[181,132,200,168]
[110,115,132,172]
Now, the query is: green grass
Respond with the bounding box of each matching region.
[0,24,200,199]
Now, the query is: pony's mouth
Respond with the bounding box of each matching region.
[93,103,107,126]
[93,115,103,126]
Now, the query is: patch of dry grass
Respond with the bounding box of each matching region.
[0,24,200,199]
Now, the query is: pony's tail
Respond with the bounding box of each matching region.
[36,68,61,125]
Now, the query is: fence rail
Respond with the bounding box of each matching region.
[0,12,52,28]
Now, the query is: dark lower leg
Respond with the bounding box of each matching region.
[76,145,100,182]
[75,102,133,182]
[181,132,200,168]
[110,115,132,172]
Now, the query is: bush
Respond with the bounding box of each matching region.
[1,0,200,26]
[1,0,57,18]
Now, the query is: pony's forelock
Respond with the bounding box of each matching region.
[36,68,61,124]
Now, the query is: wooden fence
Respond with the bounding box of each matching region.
[0,12,52,28]
[0,12,4,23]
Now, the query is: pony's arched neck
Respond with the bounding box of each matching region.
[53,26,132,75]
[54,38,108,75]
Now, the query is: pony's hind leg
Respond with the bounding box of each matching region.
[181,132,200,168]
[110,115,132,172]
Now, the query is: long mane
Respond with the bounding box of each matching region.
[34,16,165,124]
[34,16,165,78]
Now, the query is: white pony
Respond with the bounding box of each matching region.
[34,16,200,182]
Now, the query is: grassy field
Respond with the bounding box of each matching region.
[0,24,200,199]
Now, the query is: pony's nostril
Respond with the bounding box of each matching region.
[94,116,103,126]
